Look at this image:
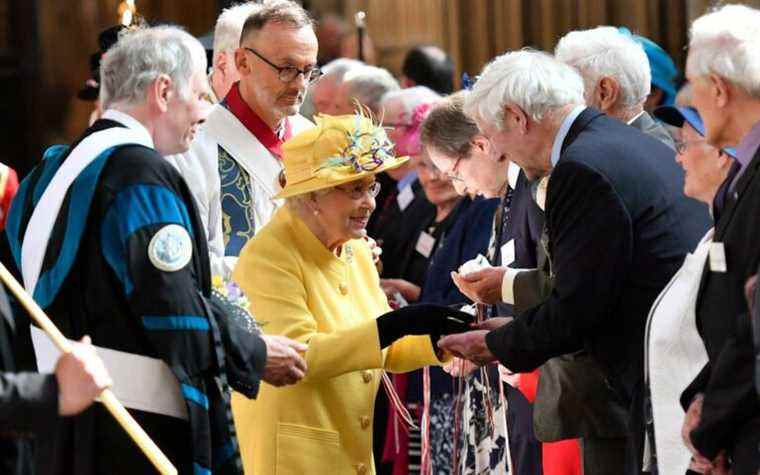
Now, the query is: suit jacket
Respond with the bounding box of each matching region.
[630,111,676,151]
[680,144,760,462]
[374,179,436,279]
[0,284,57,475]
[0,285,58,436]
[486,108,705,409]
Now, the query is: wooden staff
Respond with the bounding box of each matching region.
[0,262,177,475]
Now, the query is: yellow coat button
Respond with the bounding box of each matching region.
[339,283,349,295]
[362,371,372,383]
[356,463,367,474]
[360,415,370,429]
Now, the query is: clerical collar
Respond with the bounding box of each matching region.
[101,109,155,149]
[550,105,586,167]
[223,82,293,158]
[626,111,645,125]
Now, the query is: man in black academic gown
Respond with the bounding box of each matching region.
[6,26,307,475]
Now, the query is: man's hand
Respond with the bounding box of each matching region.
[437,330,496,366]
[55,336,113,416]
[471,316,513,331]
[451,267,506,305]
[261,335,308,387]
[442,357,479,377]
[682,394,713,469]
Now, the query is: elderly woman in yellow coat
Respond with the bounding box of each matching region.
[232,113,471,475]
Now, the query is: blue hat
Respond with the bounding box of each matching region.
[654,105,738,158]
[618,27,678,106]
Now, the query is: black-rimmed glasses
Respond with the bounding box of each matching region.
[244,47,322,84]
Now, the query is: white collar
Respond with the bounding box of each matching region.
[101,109,155,149]
[550,105,586,167]
[626,111,645,125]
[507,162,520,190]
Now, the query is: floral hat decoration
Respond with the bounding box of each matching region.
[275,108,410,199]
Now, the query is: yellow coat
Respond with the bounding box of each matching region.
[232,206,442,475]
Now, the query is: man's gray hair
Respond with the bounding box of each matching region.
[100,26,206,109]
[343,65,400,113]
[380,86,441,121]
[464,49,585,128]
[321,58,364,84]
[555,26,651,108]
[240,0,314,44]
[213,2,262,59]
[687,4,760,98]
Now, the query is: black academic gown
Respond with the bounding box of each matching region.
[6,119,267,475]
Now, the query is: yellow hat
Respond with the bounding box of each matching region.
[275,112,410,199]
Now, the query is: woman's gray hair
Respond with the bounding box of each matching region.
[100,25,207,109]
[555,26,650,108]
[464,49,585,128]
[343,65,400,114]
[420,91,479,159]
[379,86,441,121]
[687,4,760,98]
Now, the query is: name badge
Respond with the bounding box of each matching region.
[709,242,727,273]
[415,231,436,258]
[397,185,415,211]
[501,239,516,266]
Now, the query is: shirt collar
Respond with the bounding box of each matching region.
[735,118,760,170]
[626,111,645,125]
[396,170,418,191]
[223,82,293,158]
[507,162,520,190]
[550,105,586,167]
[100,109,155,149]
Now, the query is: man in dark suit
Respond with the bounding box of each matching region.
[439,50,703,474]
[677,5,760,473]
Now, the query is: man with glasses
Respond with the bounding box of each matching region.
[174,0,318,279]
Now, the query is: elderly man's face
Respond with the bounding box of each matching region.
[238,23,318,121]
[156,68,211,155]
[476,110,549,181]
[312,77,340,115]
[686,55,731,148]
[317,177,377,242]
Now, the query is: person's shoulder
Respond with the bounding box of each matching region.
[100,145,183,193]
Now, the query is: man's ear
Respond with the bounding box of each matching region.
[597,76,621,113]
[148,74,173,113]
[708,73,730,108]
[503,104,528,135]
[234,48,250,76]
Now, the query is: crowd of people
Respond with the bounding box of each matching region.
[0,1,759,474]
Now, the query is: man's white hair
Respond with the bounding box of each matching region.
[380,86,441,120]
[343,65,400,113]
[100,26,206,109]
[555,26,650,108]
[321,58,364,84]
[464,49,585,128]
[687,4,760,98]
[213,2,261,59]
